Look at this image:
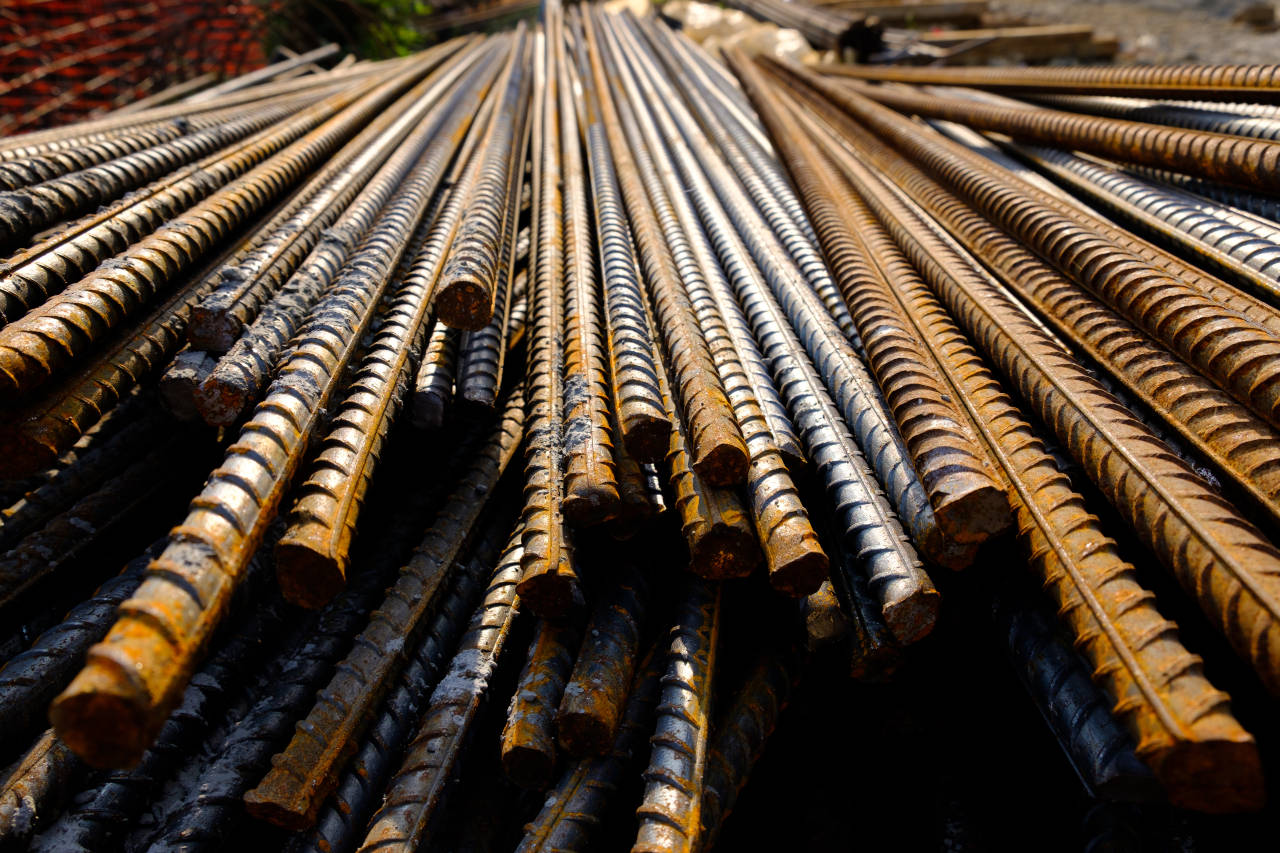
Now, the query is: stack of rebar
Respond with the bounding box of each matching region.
[3,3,1280,850]
[723,0,884,55]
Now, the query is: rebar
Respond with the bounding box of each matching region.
[501,618,581,789]
[633,577,720,853]
[354,524,524,853]
[242,389,523,828]
[516,647,662,853]
[294,520,510,853]
[746,58,1267,810]
[433,25,532,330]
[0,730,82,846]
[271,54,507,607]
[699,651,795,851]
[411,321,462,430]
[50,60,486,769]
[819,61,1280,103]
[517,19,580,619]
[558,566,649,756]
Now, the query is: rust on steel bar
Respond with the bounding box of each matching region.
[516,648,662,853]
[832,76,1280,194]
[0,729,81,845]
[784,65,1280,436]
[610,25,938,641]
[517,18,580,619]
[771,64,1280,705]
[752,65,1270,812]
[355,524,524,853]
[433,23,532,330]
[818,60,1280,103]
[0,54,450,401]
[633,578,720,853]
[826,116,1280,531]
[243,390,524,829]
[744,57,1009,546]
[500,617,581,789]
[48,55,485,770]
[557,566,649,756]
[579,18,747,489]
[559,22,621,527]
[272,47,514,608]
[588,11,825,594]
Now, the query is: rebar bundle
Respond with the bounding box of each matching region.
[1,4,1280,851]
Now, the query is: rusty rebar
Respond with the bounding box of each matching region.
[557,26,621,527]
[354,524,524,853]
[192,49,499,428]
[272,54,508,607]
[501,617,581,789]
[0,97,314,252]
[749,62,1268,810]
[516,646,662,853]
[580,23,747,490]
[818,60,1280,103]
[433,25,532,330]
[241,389,523,829]
[613,23,957,600]
[0,730,82,846]
[699,651,795,850]
[411,321,462,430]
[790,66,1280,437]
[517,20,580,619]
[633,577,719,853]
[0,63,442,397]
[615,29,939,640]
[832,120,1280,532]
[801,69,1280,700]
[1001,141,1280,303]
[182,53,473,355]
[558,566,649,756]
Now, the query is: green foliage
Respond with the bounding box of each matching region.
[262,0,438,59]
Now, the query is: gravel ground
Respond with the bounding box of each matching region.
[990,0,1280,64]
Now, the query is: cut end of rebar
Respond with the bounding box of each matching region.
[689,526,760,580]
[516,570,584,620]
[620,415,673,466]
[243,787,318,831]
[563,485,622,527]
[557,711,613,758]
[0,425,59,479]
[931,481,1013,546]
[919,527,979,571]
[50,678,151,769]
[274,539,347,610]
[1156,738,1265,813]
[501,744,557,790]
[881,586,942,646]
[435,280,494,331]
[186,309,244,355]
[767,546,830,598]
[690,440,750,488]
[194,374,251,428]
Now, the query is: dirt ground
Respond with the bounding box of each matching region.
[990,0,1280,63]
